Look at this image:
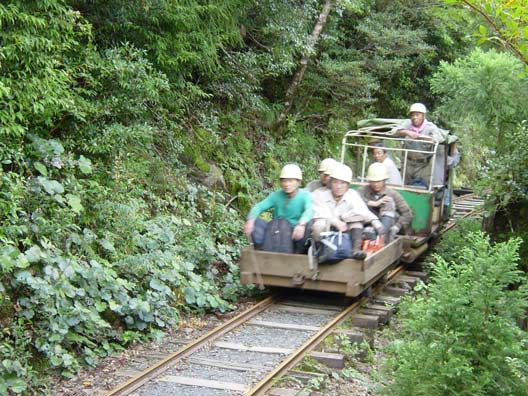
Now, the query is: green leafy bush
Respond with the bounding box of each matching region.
[1,136,247,384]
[383,232,528,396]
[0,0,91,138]
[431,48,528,203]
[432,218,483,263]
[0,2,249,388]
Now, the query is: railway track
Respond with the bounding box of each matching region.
[103,266,414,396]
[101,192,484,396]
[442,192,485,233]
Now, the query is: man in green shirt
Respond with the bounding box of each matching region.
[244,164,313,253]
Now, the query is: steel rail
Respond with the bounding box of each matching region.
[246,265,405,396]
[104,295,276,396]
[245,300,362,395]
[442,206,485,234]
[442,194,485,234]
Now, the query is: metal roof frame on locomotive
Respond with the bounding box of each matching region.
[239,121,456,296]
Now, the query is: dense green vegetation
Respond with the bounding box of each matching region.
[0,0,527,394]
[431,48,528,205]
[383,222,528,395]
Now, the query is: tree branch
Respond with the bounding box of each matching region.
[463,0,528,66]
[276,0,333,128]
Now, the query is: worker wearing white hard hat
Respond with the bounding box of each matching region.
[244,164,313,253]
[358,163,413,243]
[397,102,445,187]
[371,142,403,186]
[312,163,384,260]
[305,158,337,192]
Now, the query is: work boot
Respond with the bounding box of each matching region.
[349,228,366,260]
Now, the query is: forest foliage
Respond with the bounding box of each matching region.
[0,0,527,394]
[383,226,528,395]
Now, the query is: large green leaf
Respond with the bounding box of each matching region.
[66,194,83,214]
[24,246,43,264]
[37,177,64,195]
[33,161,48,176]
[77,155,92,174]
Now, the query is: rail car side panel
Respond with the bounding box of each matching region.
[239,238,402,296]
[394,189,435,234]
[349,183,436,235]
[362,238,403,280]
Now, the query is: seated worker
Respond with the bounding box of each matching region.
[305,158,336,192]
[312,163,385,259]
[243,164,313,253]
[358,163,413,243]
[397,103,445,187]
[371,142,403,186]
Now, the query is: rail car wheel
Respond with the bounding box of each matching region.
[361,286,373,298]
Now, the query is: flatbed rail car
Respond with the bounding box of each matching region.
[240,123,456,296]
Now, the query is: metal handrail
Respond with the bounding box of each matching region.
[339,129,441,192]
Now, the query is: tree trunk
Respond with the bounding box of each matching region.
[276,0,332,128]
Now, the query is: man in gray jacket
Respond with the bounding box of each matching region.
[312,163,385,259]
[305,158,336,192]
[398,103,445,187]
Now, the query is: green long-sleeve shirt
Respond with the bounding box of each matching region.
[247,189,313,227]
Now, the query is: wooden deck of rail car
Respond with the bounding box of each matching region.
[240,238,402,296]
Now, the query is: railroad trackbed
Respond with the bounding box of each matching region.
[443,193,485,233]
[104,266,422,396]
[100,193,484,396]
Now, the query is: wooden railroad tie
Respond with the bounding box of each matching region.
[404,270,427,279]
[308,351,345,369]
[350,313,379,329]
[333,329,365,344]
[158,376,247,392]
[359,307,390,324]
[373,294,401,305]
[366,304,394,322]
[213,341,344,368]
[384,286,409,297]
[391,275,419,289]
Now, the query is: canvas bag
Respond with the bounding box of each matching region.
[316,231,352,264]
[261,218,294,253]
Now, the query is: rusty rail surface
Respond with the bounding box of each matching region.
[104,296,276,396]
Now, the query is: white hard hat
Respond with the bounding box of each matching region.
[280,164,302,180]
[409,103,427,114]
[366,163,389,182]
[318,158,336,173]
[323,160,337,176]
[330,163,352,183]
